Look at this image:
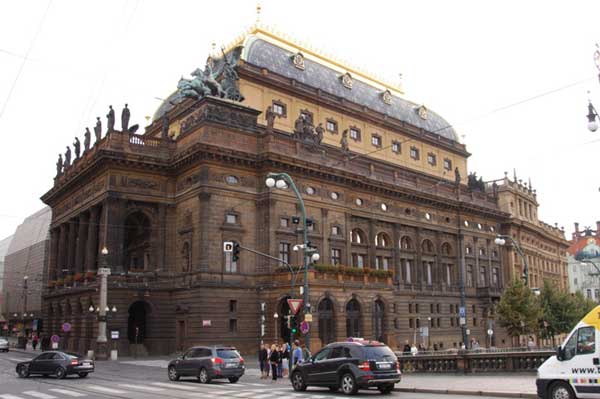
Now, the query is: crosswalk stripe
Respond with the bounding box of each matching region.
[84,385,127,394]
[117,384,165,392]
[22,392,56,399]
[0,395,25,399]
[8,358,26,362]
[229,392,257,398]
[184,392,229,397]
[251,395,277,399]
[48,389,86,397]
[151,382,199,391]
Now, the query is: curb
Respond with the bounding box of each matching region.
[396,387,537,398]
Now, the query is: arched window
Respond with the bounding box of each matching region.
[318,298,335,345]
[346,299,361,338]
[181,242,191,272]
[400,236,413,250]
[373,300,385,342]
[441,242,453,256]
[350,228,367,244]
[375,232,391,248]
[421,239,434,254]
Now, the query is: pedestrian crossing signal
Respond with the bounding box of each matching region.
[232,242,240,262]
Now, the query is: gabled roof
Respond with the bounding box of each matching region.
[568,235,600,258]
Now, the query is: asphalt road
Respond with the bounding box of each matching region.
[0,351,520,399]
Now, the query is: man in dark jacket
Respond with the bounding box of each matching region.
[258,344,268,379]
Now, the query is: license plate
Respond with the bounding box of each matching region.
[82,363,91,367]
[378,363,391,369]
[225,363,237,368]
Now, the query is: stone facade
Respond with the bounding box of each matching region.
[38,26,565,356]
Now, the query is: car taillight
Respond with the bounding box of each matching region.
[396,361,401,371]
[212,357,224,365]
[239,356,245,364]
[71,360,79,366]
[358,361,371,371]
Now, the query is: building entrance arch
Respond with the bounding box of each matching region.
[128,301,150,344]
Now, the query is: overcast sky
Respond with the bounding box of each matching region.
[1,0,599,240]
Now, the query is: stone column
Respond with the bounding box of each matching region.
[321,209,328,265]
[198,192,212,271]
[368,219,376,269]
[75,213,89,273]
[102,198,126,273]
[344,213,352,266]
[86,206,100,271]
[156,204,167,271]
[49,228,59,280]
[57,224,68,277]
[67,218,78,275]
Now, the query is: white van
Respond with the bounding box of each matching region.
[537,305,600,399]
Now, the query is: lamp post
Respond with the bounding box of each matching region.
[273,313,279,342]
[495,235,529,286]
[22,276,28,337]
[96,246,111,360]
[266,172,314,350]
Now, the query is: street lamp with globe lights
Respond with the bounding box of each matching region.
[495,235,529,286]
[265,172,316,350]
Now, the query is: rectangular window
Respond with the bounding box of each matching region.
[355,254,365,268]
[409,303,413,313]
[427,153,437,166]
[392,141,401,154]
[371,134,382,147]
[229,300,237,313]
[279,242,290,265]
[409,318,414,328]
[229,319,237,333]
[376,256,382,270]
[383,257,390,271]
[466,265,473,287]
[596,289,599,299]
[331,226,340,235]
[443,158,452,171]
[349,127,361,141]
[404,260,412,283]
[272,101,286,117]
[424,262,432,285]
[280,218,289,228]
[446,264,452,286]
[326,119,338,133]
[492,268,499,287]
[415,304,419,313]
[479,266,486,286]
[331,248,341,265]
[587,289,592,299]
[225,251,237,273]
[410,146,420,160]
[225,213,237,224]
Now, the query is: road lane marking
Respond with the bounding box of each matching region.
[8,358,26,362]
[48,389,86,397]
[22,392,56,399]
[0,395,26,399]
[84,385,127,394]
[117,384,165,392]
[151,382,199,391]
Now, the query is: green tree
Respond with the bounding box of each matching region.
[538,280,578,343]
[497,279,542,345]
[571,291,597,321]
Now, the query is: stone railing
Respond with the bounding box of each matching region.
[396,349,554,373]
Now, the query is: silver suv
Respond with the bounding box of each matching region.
[167,346,245,383]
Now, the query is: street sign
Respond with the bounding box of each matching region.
[202,320,211,327]
[51,335,60,343]
[111,330,120,339]
[459,317,466,325]
[287,299,303,315]
[300,321,310,334]
[466,329,471,335]
[98,267,111,276]
[223,241,234,253]
[459,306,466,317]
[260,325,265,337]
[487,329,494,336]
[62,323,71,332]
[304,313,313,322]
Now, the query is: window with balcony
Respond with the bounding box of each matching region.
[331,248,341,265]
[279,242,290,265]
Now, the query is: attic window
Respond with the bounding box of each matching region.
[292,52,305,70]
[341,73,353,89]
[382,90,392,105]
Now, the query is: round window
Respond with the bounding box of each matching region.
[477,223,483,230]
[225,175,239,185]
[464,220,469,227]
[305,186,316,195]
[490,226,495,232]
[330,192,339,200]
[381,203,388,212]
[355,198,363,206]
[425,212,432,220]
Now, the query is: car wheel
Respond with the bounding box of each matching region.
[55,366,66,379]
[291,371,307,392]
[78,372,88,378]
[17,365,29,378]
[228,377,239,383]
[168,366,180,381]
[197,368,210,384]
[378,384,394,394]
[549,381,574,399]
[340,373,358,395]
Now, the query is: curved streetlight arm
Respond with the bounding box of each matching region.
[497,235,529,285]
[582,259,600,276]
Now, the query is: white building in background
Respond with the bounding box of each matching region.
[567,223,600,301]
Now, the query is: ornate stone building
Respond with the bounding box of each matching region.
[40,25,563,355]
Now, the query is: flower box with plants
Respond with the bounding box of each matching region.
[64,275,73,285]
[367,269,393,279]
[85,271,95,281]
[55,279,64,287]
[74,273,84,282]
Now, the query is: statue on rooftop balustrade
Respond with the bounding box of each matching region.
[315,123,324,144]
[64,146,71,168]
[106,105,115,132]
[83,128,91,152]
[73,137,81,159]
[121,104,130,131]
[340,130,349,152]
[55,154,63,177]
[94,117,101,143]
[265,106,276,133]
[454,167,461,186]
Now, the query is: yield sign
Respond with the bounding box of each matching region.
[287,299,304,315]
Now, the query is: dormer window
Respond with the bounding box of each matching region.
[371,134,382,148]
[326,118,338,133]
[410,146,420,160]
[349,127,361,141]
[272,100,286,117]
[443,158,452,171]
[427,153,437,166]
[392,141,401,154]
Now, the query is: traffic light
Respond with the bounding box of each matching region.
[232,242,240,262]
[290,316,298,335]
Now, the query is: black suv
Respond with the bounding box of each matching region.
[168,346,245,383]
[291,340,400,395]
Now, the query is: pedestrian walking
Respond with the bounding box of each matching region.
[32,335,38,351]
[282,343,290,377]
[258,343,268,379]
[276,344,283,378]
[402,340,411,355]
[292,340,303,366]
[269,344,280,382]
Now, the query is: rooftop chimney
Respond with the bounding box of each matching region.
[596,221,600,236]
[574,222,580,243]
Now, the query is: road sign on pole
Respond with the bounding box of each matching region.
[223,241,234,253]
[287,299,303,315]
[300,321,310,334]
[459,307,466,318]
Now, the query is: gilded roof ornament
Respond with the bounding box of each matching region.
[341,72,353,89]
[382,90,392,105]
[291,52,305,70]
[417,105,428,120]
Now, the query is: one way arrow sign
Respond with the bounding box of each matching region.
[287,299,303,315]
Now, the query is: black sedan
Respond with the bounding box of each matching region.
[16,351,94,379]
